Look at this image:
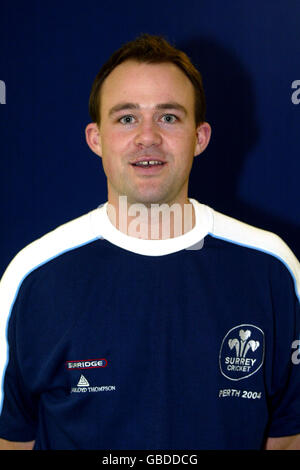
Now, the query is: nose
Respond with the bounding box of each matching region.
[134,120,162,148]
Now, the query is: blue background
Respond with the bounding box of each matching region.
[1,0,299,276]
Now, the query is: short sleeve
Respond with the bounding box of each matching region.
[0,293,38,442]
[266,260,300,437]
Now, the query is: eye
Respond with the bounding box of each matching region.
[161,114,178,124]
[119,115,135,124]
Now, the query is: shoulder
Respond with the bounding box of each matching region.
[0,207,102,316]
[203,204,300,301]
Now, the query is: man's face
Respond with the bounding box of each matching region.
[86,60,210,207]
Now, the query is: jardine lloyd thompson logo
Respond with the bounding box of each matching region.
[219,324,265,381]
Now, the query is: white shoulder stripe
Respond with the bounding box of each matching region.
[209,208,300,302]
[0,209,101,409]
[0,210,100,318]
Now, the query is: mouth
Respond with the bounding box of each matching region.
[132,160,165,167]
[130,157,167,172]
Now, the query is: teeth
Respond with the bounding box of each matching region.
[135,160,163,166]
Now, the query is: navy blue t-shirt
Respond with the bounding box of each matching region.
[0,200,299,449]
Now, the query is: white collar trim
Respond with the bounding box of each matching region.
[91,199,213,256]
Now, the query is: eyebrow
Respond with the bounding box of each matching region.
[108,102,188,117]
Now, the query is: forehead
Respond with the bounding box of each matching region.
[100,60,195,113]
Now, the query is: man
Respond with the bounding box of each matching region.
[0,34,299,450]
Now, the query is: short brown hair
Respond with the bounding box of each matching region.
[88,34,206,126]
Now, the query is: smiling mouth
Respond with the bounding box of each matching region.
[132,160,165,167]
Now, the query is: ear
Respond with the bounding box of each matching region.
[194,122,211,156]
[85,122,102,157]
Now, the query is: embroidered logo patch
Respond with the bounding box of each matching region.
[219,324,265,381]
[65,358,108,370]
[70,374,116,394]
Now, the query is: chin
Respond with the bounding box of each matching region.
[130,193,171,207]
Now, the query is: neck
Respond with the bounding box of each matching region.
[106,196,196,240]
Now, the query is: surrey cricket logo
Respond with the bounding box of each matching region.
[219,324,265,381]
